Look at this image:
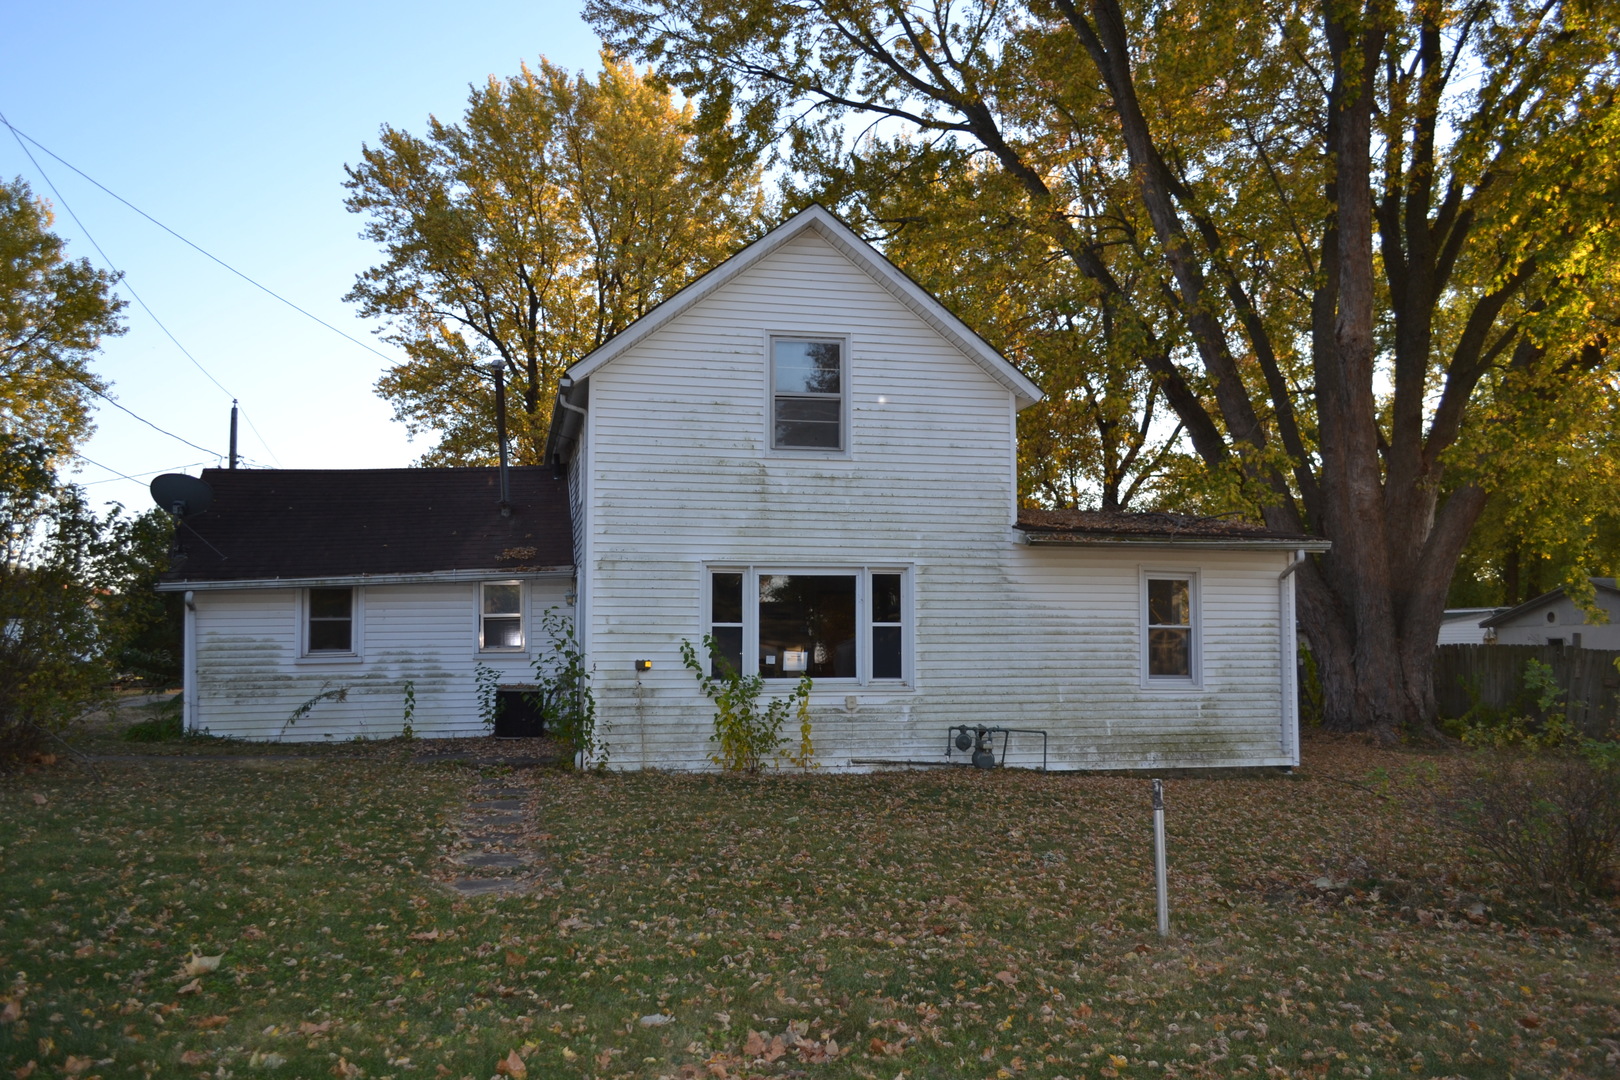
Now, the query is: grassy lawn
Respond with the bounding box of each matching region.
[2,733,1617,1080]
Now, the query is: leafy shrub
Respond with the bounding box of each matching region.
[123,711,183,742]
[528,608,601,767]
[1440,750,1620,898]
[474,662,502,732]
[681,635,812,774]
[1446,658,1577,750]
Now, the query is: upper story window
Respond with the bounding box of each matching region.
[480,581,524,650]
[1143,573,1198,684]
[772,338,843,450]
[306,587,355,654]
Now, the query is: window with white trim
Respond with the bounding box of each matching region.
[305,587,355,654]
[1144,573,1197,682]
[771,339,843,450]
[707,568,907,684]
[480,581,524,650]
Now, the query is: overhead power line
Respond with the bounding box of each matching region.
[88,386,223,458]
[76,456,211,486]
[2,108,279,464]
[0,114,397,365]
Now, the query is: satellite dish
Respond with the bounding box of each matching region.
[150,473,214,517]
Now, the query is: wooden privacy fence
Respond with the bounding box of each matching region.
[1433,644,1620,736]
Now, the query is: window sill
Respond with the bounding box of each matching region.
[1141,678,1203,691]
[296,652,364,665]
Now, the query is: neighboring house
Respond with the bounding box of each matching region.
[161,205,1329,769]
[1480,578,1620,649]
[1437,608,1505,646]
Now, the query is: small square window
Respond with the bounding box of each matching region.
[307,588,354,653]
[772,339,843,450]
[481,581,524,650]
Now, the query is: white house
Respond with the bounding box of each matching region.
[1437,608,1505,645]
[160,206,1329,770]
[1480,579,1620,649]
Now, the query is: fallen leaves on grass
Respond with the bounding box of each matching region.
[493,1049,526,1077]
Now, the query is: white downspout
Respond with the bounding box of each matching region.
[183,590,198,733]
[1277,551,1306,765]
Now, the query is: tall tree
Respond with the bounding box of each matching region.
[0,176,124,459]
[588,0,1620,739]
[345,54,765,465]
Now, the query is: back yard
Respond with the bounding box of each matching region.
[2,724,1616,1080]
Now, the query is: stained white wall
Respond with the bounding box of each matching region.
[578,229,1297,771]
[188,577,570,741]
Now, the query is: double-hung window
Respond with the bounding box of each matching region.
[305,587,355,655]
[480,581,524,650]
[1143,572,1197,684]
[707,568,907,684]
[772,339,843,450]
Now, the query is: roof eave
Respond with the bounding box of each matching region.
[1020,531,1332,552]
[157,566,575,592]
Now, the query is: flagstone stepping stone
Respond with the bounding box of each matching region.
[470,799,524,811]
[449,877,522,896]
[455,851,528,869]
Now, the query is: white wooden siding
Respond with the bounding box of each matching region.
[579,230,1295,771]
[190,578,570,741]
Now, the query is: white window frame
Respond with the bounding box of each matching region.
[298,586,363,663]
[478,580,527,654]
[705,565,911,688]
[766,334,850,455]
[1140,568,1200,689]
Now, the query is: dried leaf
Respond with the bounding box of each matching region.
[193,1015,229,1030]
[181,952,224,977]
[30,794,45,806]
[0,1000,19,1024]
[62,1057,92,1078]
[11,1063,36,1080]
[176,979,202,996]
[299,1020,332,1036]
[493,1050,526,1078]
[331,1058,363,1079]
[179,1050,210,1066]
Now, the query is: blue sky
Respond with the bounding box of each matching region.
[1,0,603,512]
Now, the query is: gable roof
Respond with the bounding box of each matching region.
[157,467,572,588]
[1480,578,1620,628]
[1016,508,1331,551]
[561,204,1044,407]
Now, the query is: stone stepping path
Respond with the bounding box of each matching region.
[444,778,543,896]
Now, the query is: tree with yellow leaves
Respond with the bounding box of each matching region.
[345,54,764,464]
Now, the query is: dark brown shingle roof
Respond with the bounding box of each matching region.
[1016,508,1320,544]
[160,467,572,583]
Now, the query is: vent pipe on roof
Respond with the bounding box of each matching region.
[228,400,238,470]
[489,363,511,516]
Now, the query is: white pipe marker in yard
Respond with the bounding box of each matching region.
[1153,779,1170,938]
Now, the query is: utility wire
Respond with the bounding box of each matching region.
[1,115,397,365]
[2,111,239,401]
[87,386,223,457]
[82,459,210,486]
[3,109,279,465]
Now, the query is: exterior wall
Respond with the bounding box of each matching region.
[188,577,570,740]
[1437,610,1497,646]
[1491,592,1620,649]
[579,230,1295,770]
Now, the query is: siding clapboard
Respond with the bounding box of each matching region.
[581,230,1295,770]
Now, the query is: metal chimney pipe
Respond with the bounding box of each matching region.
[229,400,239,470]
[490,363,511,516]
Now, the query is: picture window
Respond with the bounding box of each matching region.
[708,568,906,684]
